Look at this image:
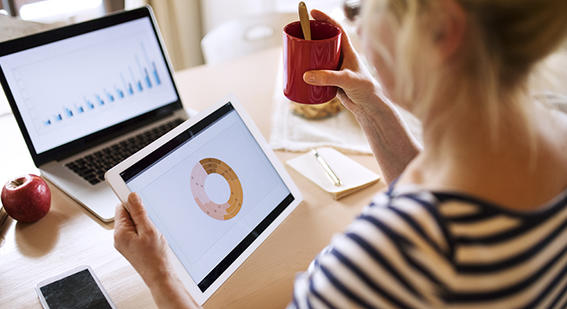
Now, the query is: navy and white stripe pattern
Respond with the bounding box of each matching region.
[290,183,567,308]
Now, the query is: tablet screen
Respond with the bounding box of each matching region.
[120,102,293,292]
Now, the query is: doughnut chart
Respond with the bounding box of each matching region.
[190,158,243,220]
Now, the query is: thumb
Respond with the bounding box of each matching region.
[125,192,152,233]
[303,70,356,89]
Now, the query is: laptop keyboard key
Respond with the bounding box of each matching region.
[65,118,184,185]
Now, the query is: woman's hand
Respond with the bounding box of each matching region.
[114,193,170,284]
[303,9,383,120]
[114,193,200,309]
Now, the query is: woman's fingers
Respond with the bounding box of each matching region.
[125,192,153,234]
[310,9,341,30]
[304,70,357,89]
[114,203,136,252]
[310,9,355,57]
[115,203,134,230]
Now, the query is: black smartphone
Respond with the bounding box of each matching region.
[35,266,115,309]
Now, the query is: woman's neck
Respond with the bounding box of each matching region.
[405,98,567,210]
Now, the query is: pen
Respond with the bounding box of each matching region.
[312,149,343,187]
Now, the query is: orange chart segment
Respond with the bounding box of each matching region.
[190,158,243,220]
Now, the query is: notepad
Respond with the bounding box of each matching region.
[287,147,380,199]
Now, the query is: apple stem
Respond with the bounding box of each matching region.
[10,177,26,188]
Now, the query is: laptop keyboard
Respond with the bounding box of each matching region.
[65,118,184,185]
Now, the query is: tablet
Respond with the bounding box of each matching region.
[105,97,302,305]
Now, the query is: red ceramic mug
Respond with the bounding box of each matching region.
[283,20,342,105]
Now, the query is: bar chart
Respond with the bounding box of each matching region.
[42,43,163,128]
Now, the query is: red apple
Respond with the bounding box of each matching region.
[1,174,51,223]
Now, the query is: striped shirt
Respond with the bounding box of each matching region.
[290,183,567,308]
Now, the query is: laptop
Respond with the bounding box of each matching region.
[0,6,189,222]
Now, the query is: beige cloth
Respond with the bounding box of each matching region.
[270,92,374,154]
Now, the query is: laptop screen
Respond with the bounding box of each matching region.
[0,14,179,155]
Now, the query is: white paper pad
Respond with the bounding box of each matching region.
[287,147,380,199]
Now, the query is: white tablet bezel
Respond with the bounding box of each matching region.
[36,265,116,309]
[105,97,303,305]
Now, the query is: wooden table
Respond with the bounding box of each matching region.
[0,47,385,308]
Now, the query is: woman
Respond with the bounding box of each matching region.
[114,0,567,307]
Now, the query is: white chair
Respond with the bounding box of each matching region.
[201,12,296,65]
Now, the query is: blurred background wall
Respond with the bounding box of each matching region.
[0,0,344,70]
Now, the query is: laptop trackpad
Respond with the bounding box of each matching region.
[41,162,117,222]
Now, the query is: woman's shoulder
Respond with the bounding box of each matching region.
[289,185,456,308]
[290,183,567,308]
[363,184,456,258]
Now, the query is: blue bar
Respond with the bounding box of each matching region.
[144,68,152,88]
[152,62,161,85]
[96,95,105,105]
[44,53,168,128]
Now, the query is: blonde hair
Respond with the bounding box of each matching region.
[363,0,567,147]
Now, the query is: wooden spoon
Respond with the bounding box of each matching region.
[298,1,311,40]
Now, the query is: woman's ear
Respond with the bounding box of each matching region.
[434,0,466,60]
